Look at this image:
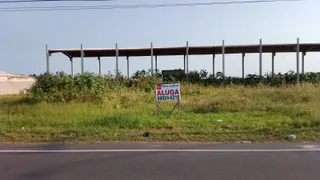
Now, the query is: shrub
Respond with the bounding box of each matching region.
[29,72,111,103]
[27,70,320,103]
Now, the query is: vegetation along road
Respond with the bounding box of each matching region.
[0,70,319,143]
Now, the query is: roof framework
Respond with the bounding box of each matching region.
[48,43,320,58]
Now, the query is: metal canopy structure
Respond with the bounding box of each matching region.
[49,43,320,58]
[46,39,320,84]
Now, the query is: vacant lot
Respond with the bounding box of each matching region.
[0,84,319,143]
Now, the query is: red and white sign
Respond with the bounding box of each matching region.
[155,83,180,101]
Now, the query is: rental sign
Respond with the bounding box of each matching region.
[155,83,181,101]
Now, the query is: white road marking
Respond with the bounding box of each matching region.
[298,145,319,149]
[0,148,320,153]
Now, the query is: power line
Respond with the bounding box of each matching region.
[0,0,303,12]
[0,0,115,3]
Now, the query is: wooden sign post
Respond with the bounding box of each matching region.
[155,83,181,120]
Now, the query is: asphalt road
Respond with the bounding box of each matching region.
[1,142,320,180]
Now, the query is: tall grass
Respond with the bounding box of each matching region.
[0,71,319,143]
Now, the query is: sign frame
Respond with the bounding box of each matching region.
[155,82,181,120]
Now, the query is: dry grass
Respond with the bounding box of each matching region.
[0,83,319,143]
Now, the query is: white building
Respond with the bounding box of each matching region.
[0,72,36,95]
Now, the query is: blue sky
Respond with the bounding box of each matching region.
[1,0,320,77]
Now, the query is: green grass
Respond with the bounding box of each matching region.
[0,84,320,143]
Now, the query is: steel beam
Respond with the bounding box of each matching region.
[305,46,315,52]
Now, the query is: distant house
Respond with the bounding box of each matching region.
[0,72,36,95]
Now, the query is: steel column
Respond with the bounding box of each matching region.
[186,41,189,83]
[184,55,186,73]
[46,44,49,74]
[98,57,101,75]
[296,38,300,84]
[81,44,84,74]
[151,42,154,75]
[259,39,262,77]
[242,53,245,79]
[222,40,225,76]
[70,57,74,77]
[115,43,119,77]
[155,55,158,74]
[126,56,130,78]
[272,52,276,77]
[302,52,306,74]
[212,54,215,78]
